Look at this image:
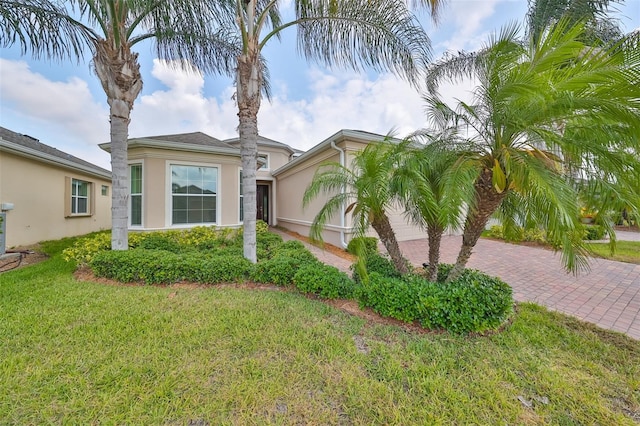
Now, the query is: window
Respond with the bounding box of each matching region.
[101,185,109,196]
[71,179,90,215]
[130,164,142,226]
[258,153,269,170]
[239,170,243,222]
[171,165,217,224]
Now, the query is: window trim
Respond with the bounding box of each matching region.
[165,160,221,228]
[257,152,270,171]
[129,162,144,228]
[64,176,94,218]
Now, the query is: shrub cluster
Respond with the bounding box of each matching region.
[485,225,547,245]
[351,252,402,284]
[583,225,606,241]
[356,265,513,333]
[250,240,318,286]
[90,250,252,285]
[293,263,355,299]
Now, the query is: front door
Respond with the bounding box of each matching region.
[257,184,269,224]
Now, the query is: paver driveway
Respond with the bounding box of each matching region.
[400,236,640,340]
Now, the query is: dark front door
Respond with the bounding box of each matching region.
[257,184,269,224]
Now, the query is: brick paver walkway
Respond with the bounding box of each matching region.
[274,228,640,340]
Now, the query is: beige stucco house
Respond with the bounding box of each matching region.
[102,129,427,248]
[0,127,112,249]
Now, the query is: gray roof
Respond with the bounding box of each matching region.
[0,126,111,179]
[142,132,237,150]
[100,131,241,156]
[223,135,303,154]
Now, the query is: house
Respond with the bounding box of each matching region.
[100,129,427,248]
[0,127,112,249]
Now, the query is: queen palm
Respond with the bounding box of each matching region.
[424,21,640,282]
[0,0,231,250]
[206,0,440,263]
[304,140,410,274]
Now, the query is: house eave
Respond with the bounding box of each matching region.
[271,129,389,176]
[1,138,112,180]
[99,139,241,157]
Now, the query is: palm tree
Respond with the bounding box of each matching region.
[207,0,439,263]
[526,0,624,45]
[424,21,640,282]
[303,140,410,274]
[0,0,231,250]
[392,127,476,282]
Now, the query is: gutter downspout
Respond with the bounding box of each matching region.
[330,140,348,248]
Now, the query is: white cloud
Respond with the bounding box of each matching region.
[436,0,502,53]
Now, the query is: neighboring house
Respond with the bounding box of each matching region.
[102,129,427,248]
[0,126,112,248]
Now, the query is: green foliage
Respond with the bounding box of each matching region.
[90,250,252,285]
[485,225,548,244]
[346,237,379,256]
[90,250,184,284]
[357,268,514,333]
[250,242,318,286]
[351,253,402,284]
[357,273,425,323]
[136,232,183,253]
[293,264,355,299]
[256,220,269,234]
[583,225,606,241]
[62,231,111,265]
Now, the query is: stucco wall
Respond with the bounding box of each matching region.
[126,147,243,230]
[0,151,111,247]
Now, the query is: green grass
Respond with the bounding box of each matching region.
[588,241,640,264]
[1,238,639,424]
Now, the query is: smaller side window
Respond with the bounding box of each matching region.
[257,153,269,170]
[101,185,109,196]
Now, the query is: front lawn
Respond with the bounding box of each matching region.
[588,241,640,264]
[1,238,639,424]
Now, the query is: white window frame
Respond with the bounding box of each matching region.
[70,178,91,216]
[257,152,270,171]
[129,162,144,228]
[166,160,220,228]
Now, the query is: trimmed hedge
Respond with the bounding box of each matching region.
[352,253,402,284]
[250,242,318,286]
[90,250,252,285]
[357,268,513,333]
[293,263,355,299]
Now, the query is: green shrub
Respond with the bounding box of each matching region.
[90,249,184,284]
[137,232,182,253]
[62,232,111,265]
[357,273,426,323]
[356,269,513,333]
[293,264,355,299]
[352,253,402,283]
[429,270,513,333]
[583,225,606,240]
[256,220,269,234]
[257,233,285,260]
[251,257,316,286]
[346,237,379,256]
[182,254,252,283]
[90,249,252,285]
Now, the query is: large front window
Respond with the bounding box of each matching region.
[171,165,217,224]
[130,164,142,226]
[71,179,89,215]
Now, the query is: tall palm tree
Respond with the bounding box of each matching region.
[208,0,439,263]
[424,21,640,282]
[0,0,231,250]
[304,140,410,274]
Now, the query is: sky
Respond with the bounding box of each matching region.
[1,0,638,170]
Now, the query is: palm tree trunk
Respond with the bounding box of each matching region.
[237,49,262,263]
[371,215,409,274]
[446,169,507,283]
[94,42,142,251]
[109,105,130,250]
[426,224,443,282]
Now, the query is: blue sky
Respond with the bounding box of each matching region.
[1,0,638,170]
